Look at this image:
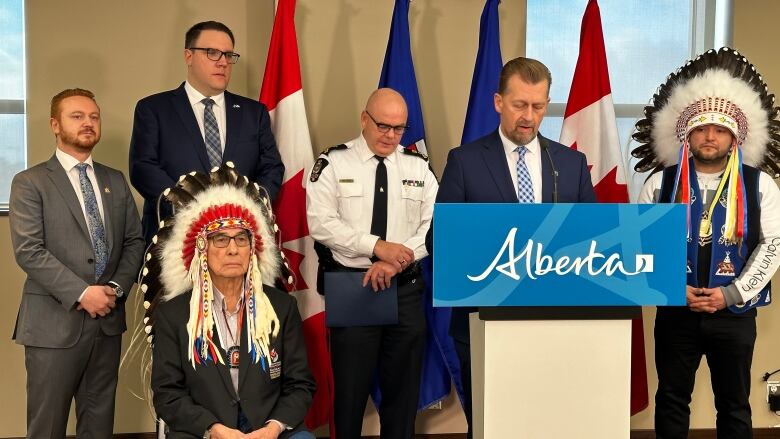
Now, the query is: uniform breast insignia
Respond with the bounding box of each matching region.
[310,157,328,182]
[402,179,424,187]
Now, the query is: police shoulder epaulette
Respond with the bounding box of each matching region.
[402,148,429,161]
[321,143,348,156]
[310,144,348,182]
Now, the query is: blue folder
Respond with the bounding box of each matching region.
[324,272,398,327]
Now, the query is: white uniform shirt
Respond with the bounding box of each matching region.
[498,128,543,203]
[639,169,780,305]
[306,134,439,269]
[184,80,227,151]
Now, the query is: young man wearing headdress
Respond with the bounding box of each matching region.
[140,163,315,438]
[634,48,780,438]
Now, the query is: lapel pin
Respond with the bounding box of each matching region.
[104,187,111,194]
[233,104,241,108]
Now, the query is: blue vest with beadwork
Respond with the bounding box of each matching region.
[659,159,770,313]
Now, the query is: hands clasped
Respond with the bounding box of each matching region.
[686,285,727,313]
[77,285,117,318]
[365,240,414,292]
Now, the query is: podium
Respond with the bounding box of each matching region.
[433,204,686,439]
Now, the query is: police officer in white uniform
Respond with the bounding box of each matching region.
[306,88,438,439]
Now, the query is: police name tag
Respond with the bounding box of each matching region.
[433,203,687,307]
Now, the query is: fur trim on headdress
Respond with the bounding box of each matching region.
[158,184,279,300]
[130,163,295,361]
[632,47,780,177]
[651,68,767,167]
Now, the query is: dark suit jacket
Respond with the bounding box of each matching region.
[9,156,145,347]
[431,130,597,342]
[129,83,285,243]
[152,286,316,438]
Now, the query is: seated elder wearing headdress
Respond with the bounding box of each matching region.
[139,163,315,438]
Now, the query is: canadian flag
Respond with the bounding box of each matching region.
[559,0,648,415]
[259,0,333,429]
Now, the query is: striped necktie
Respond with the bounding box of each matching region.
[202,98,222,168]
[515,145,534,203]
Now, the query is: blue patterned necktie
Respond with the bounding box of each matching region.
[515,146,534,203]
[75,163,108,279]
[202,98,222,168]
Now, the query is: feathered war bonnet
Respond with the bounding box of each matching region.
[632,47,780,244]
[137,162,294,370]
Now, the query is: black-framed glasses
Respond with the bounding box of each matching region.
[365,111,408,135]
[209,232,251,248]
[188,47,241,64]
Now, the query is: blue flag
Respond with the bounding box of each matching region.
[378,0,427,154]
[462,0,503,144]
[372,0,462,411]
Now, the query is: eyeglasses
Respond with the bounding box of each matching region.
[209,232,251,248]
[365,111,409,135]
[188,47,241,64]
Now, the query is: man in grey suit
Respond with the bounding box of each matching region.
[9,88,145,437]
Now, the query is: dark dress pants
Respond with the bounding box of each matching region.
[25,317,121,438]
[655,306,756,439]
[330,274,426,439]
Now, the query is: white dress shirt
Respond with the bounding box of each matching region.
[498,128,543,203]
[212,287,243,396]
[56,148,106,300]
[306,134,439,269]
[184,81,227,151]
[56,148,105,231]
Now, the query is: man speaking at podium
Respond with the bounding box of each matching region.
[432,57,596,438]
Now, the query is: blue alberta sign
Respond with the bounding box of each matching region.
[433,203,687,307]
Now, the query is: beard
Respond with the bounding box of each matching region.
[505,124,538,146]
[60,128,100,152]
[691,144,730,165]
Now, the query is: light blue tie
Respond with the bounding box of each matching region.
[75,163,108,280]
[202,98,222,168]
[515,146,534,203]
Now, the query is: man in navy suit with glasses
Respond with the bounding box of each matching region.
[129,20,284,244]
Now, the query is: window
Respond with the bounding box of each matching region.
[0,0,26,211]
[526,0,732,200]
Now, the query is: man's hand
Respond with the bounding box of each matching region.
[373,240,414,271]
[363,261,400,292]
[686,285,726,313]
[246,422,283,439]
[77,285,117,318]
[208,423,246,439]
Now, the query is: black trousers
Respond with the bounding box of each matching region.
[654,307,757,439]
[330,273,426,439]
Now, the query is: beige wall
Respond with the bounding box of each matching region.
[1,0,778,436]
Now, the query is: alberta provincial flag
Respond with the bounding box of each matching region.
[259,0,333,429]
[462,0,503,145]
[374,0,461,411]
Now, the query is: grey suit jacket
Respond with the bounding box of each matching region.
[9,155,145,348]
